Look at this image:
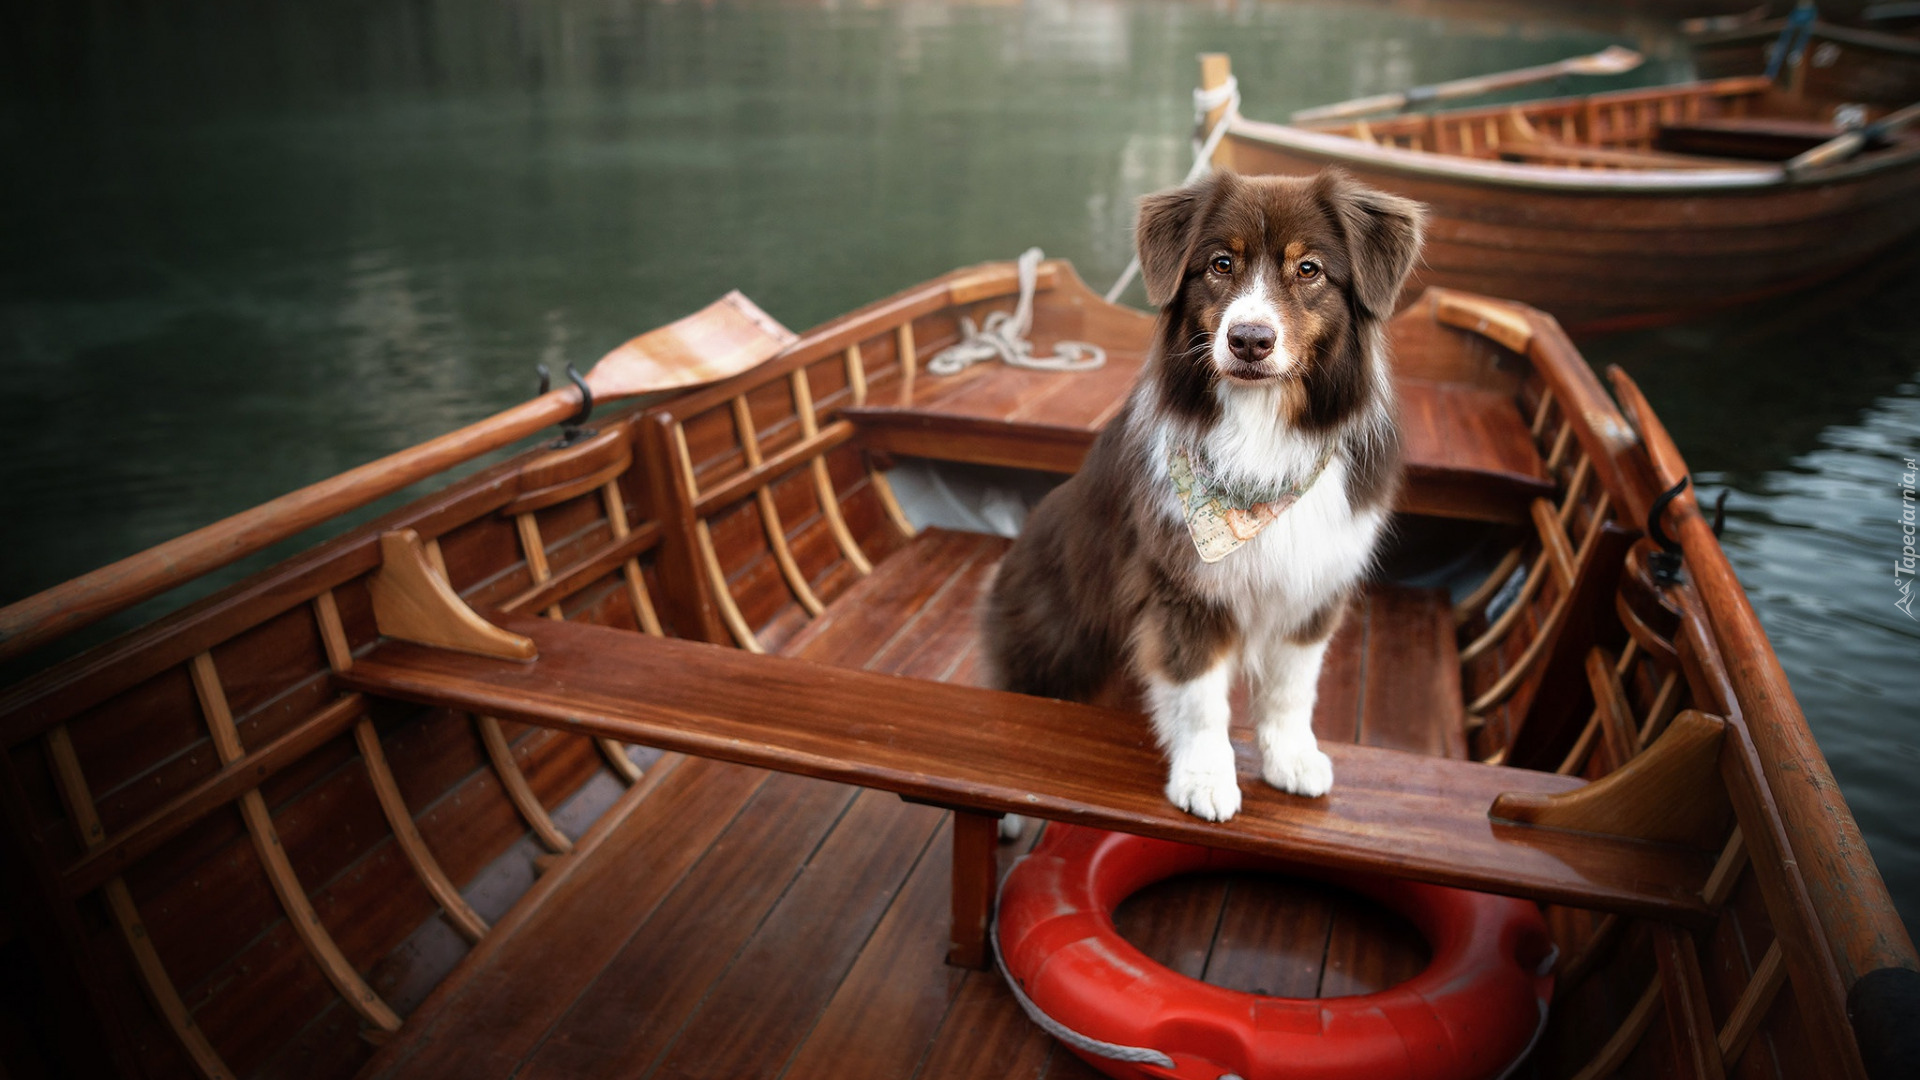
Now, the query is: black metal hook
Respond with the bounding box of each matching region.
[1710,488,1729,539]
[533,362,597,447]
[1646,476,1689,586]
[564,365,594,428]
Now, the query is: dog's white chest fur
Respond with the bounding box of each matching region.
[1154,384,1386,639]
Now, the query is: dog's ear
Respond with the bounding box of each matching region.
[1135,173,1229,307]
[1317,169,1425,319]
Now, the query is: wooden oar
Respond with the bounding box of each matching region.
[1786,99,1920,174]
[0,292,796,665]
[1291,46,1644,123]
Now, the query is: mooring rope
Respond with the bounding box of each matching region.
[938,72,1243,376]
[927,246,1106,375]
[1103,73,1242,304]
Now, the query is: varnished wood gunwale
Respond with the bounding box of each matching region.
[0,413,644,745]
[1460,291,1912,1073]
[0,290,794,667]
[1608,365,1919,991]
[0,391,583,667]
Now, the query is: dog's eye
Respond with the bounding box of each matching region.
[1209,255,1233,276]
[1298,259,1321,280]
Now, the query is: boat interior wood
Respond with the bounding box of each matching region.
[355,527,1484,1080]
[2,267,1906,1080]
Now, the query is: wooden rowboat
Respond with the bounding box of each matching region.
[1204,54,1920,334]
[0,262,1911,1079]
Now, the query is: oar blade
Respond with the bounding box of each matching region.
[1563,45,1644,76]
[586,291,798,400]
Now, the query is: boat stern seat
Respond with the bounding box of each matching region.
[850,371,1551,526]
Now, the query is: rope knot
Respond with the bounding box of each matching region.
[928,248,1106,376]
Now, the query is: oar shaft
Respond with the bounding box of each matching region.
[0,389,581,664]
[1787,100,1920,173]
[1292,47,1641,123]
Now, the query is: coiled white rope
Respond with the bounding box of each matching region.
[933,73,1242,375]
[1103,74,1242,304]
[927,247,1106,375]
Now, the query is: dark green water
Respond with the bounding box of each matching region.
[3,1,1914,928]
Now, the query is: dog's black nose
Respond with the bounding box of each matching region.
[1226,322,1276,363]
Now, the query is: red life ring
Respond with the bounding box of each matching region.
[995,825,1555,1080]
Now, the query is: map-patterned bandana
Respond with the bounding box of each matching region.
[1168,440,1337,563]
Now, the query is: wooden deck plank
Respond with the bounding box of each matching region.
[1003,348,1149,431]
[861,539,1009,680]
[1317,895,1434,998]
[646,789,946,1079]
[1114,873,1232,980]
[908,823,1054,1080]
[343,616,1712,920]
[1205,877,1338,997]
[1319,595,1369,746]
[780,529,984,666]
[357,754,768,1079]
[1360,586,1470,758]
[780,817,967,1080]
[511,771,859,1080]
[913,969,1054,1080]
[909,364,1073,424]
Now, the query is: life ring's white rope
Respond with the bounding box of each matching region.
[928,247,1106,376]
[990,858,1178,1069]
[1493,945,1560,1080]
[1104,74,1242,305]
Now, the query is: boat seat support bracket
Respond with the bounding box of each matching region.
[368,529,538,661]
[1491,710,1732,883]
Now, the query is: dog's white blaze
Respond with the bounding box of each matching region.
[1210,268,1293,375]
[1204,381,1324,490]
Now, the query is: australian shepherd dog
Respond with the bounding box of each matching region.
[983,169,1425,822]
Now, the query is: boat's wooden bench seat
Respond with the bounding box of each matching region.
[846,358,1552,524]
[341,578,1711,923]
[1654,117,1846,160]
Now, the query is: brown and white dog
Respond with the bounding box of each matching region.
[983,169,1424,822]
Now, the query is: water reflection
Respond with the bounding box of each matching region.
[1,0,1912,924]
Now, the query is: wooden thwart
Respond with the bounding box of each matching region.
[340,615,1714,921]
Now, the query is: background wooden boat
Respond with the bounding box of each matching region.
[0,264,1912,1079]
[1208,58,1920,335]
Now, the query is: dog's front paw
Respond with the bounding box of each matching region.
[1166,761,1243,822]
[1262,737,1334,798]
